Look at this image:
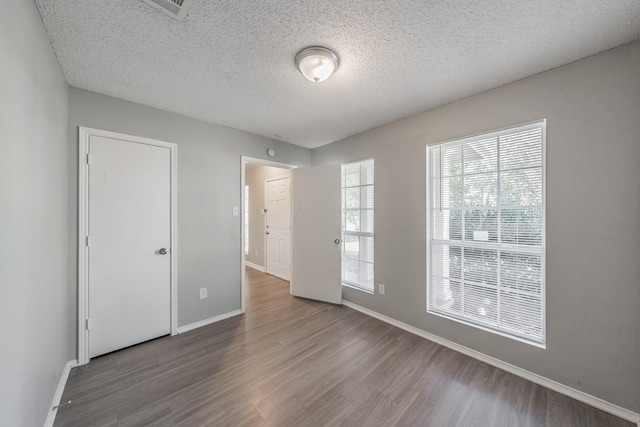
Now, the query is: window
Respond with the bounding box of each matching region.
[427,121,545,346]
[342,159,374,292]
[244,185,249,255]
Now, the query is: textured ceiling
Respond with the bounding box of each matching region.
[35,1,640,148]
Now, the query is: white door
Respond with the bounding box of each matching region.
[88,135,171,358]
[291,165,342,304]
[266,176,291,280]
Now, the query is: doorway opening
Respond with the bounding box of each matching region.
[240,156,295,313]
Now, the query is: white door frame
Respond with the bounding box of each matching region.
[78,127,178,365]
[264,175,291,280]
[240,156,296,313]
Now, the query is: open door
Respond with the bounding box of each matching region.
[291,164,342,304]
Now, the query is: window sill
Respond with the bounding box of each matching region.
[342,282,374,294]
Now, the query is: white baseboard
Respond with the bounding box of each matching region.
[245,261,265,272]
[342,301,640,424]
[245,262,290,281]
[267,272,289,281]
[44,359,79,427]
[176,309,243,334]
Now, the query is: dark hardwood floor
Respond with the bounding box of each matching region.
[54,268,632,426]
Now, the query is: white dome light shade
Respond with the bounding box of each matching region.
[295,47,339,83]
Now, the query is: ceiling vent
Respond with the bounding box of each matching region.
[141,0,192,21]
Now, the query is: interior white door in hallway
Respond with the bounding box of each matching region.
[265,176,291,280]
[87,134,172,358]
[291,165,342,305]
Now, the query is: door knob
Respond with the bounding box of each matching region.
[334,239,341,244]
[159,248,168,255]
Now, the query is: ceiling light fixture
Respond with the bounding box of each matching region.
[295,46,339,83]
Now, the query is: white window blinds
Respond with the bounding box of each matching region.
[427,121,545,346]
[342,159,374,292]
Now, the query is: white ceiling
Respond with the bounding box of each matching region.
[35,0,640,149]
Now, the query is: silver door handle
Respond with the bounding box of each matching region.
[334,239,341,244]
[159,248,168,255]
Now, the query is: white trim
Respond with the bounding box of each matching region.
[176,309,242,334]
[244,184,250,256]
[44,360,79,427]
[77,126,178,366]
[240,156,297,313]
[342,282,374,294]
[264,271,290,281]
[425,119,547,347]
[245,261,265,272]
[265,174,292,182]
[340,158,375,294]
[425,118,548,148]
[170,133,178,338]
[342,300,640,424]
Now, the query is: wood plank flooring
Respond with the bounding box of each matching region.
[54,268,633,426]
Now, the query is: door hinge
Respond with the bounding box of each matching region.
[86,153,91,165]
[86,318,90,330]
[85,236,90,247]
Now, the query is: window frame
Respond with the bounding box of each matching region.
[426,120,546,347]
[341,158,375,294]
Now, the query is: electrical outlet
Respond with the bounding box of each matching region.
[199,288,207,300]
[379,284,385,295]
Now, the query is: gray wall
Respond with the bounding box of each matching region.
[245,165,291,268]
[68,88,311,333]
[0,1,71,426]
[312,41,640,412]
[2,3,637,420]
